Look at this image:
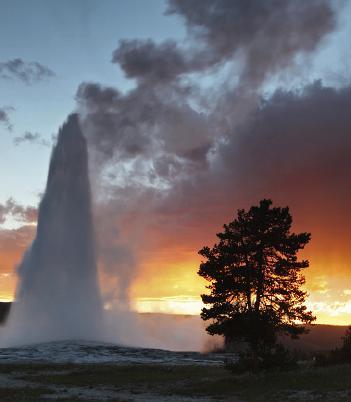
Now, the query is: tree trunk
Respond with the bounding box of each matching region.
[254,250,264,312]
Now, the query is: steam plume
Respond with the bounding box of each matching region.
[2,114,102,346]
[76,0,339,308]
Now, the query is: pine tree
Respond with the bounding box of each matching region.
[198,199,315,363]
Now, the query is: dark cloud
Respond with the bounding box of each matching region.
[221,81,351,193]
[13,131,51,147]
[76,81,212,176]
[0,199,37,225]
[113,0,336,89]
[167,0,336,86]
[0,106,14,131]
[0,59,55,84]
[113,39,192,83]
[74,1,348,307]
[148,81,351,269]
[76,82,153,161]
[224,82,351,256]
[78,0,337,176]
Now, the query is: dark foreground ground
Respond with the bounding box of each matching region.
[1,306,349,401]
[0,362,350,402]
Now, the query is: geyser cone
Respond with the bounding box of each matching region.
[2,114,102,346]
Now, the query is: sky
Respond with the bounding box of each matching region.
[1,0,351,324]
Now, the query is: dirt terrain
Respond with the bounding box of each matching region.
[0,361,350,401]
[0,341,350,401]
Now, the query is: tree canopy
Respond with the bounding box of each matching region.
[198,199,315,352]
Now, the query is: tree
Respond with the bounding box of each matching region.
[198,199,315,366]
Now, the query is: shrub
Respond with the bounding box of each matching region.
[313,326,351,367]
[225,344,298,374]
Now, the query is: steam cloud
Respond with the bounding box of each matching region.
[76,0,342,308]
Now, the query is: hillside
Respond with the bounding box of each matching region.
[281,324,347,352]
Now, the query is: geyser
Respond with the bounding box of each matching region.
[2,114,102,346]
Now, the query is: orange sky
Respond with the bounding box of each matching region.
[1,205,350,326]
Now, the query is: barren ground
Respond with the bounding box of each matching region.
[0,362,350,401]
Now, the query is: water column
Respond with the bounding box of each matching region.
[3,114,103,346]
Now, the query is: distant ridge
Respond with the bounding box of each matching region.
[281,324,347,352]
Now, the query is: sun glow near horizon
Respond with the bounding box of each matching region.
[2,293,351,325]
[1,258,351,325]
[133,295,203,315]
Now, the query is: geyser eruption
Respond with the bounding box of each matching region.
[2,114,102,346]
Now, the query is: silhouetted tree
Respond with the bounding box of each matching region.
[198,199,315,369]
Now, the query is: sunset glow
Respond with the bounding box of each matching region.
[1,253,351,325]
[133,296,203,315]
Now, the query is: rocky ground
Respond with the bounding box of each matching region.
[0,341,350,401]
[0,340,226,365]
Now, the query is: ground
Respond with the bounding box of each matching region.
[0,362,350,401]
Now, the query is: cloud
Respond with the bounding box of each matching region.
[0,225,35,253]
[221,82,351,241]
[78,0,337,171]
[0,199,37,225]
[0,106,14,131]
[167,0,337,87]
[76,81,212,178]
[13,131,51,147]
[82,78,351,310]
[153,81,351,297]
[0,201,37,299]
[153,81,351,253]
[113,0,336,91]
[73,0,345,311]
[220,81,351,185]
[0,224,36,298]
[113,39,193,83]
[0,59,55,84]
